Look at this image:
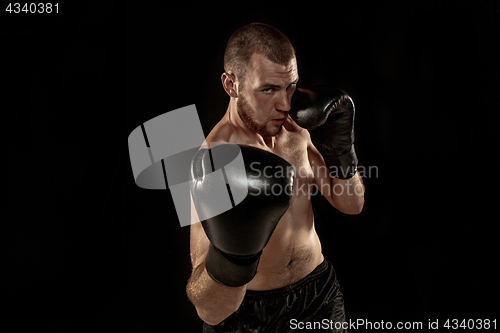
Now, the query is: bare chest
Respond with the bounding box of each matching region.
[271,132,315,197]
[246,132,323,290]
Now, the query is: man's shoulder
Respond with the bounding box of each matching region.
[205,119,231,144]
[205,118,250,147]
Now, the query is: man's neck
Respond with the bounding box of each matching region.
[225,99,276,149]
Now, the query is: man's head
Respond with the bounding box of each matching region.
[224,23,295,87]
[222,23,298,137]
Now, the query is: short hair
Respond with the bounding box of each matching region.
[223,23,295,85]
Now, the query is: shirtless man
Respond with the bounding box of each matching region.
[187,23,364,332]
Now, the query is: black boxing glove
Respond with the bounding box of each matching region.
[190,144,294,287]
[290,86,357,179]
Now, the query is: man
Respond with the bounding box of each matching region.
[187,23,364,332]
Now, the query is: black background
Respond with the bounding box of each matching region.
[2,1,499,332]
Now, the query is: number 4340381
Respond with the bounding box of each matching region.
[6,3,58,14]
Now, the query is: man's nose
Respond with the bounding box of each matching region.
[276,90,291,112]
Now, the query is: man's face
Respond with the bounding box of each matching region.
[236,53,298,137]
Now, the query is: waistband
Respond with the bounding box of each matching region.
[244,258,331,300]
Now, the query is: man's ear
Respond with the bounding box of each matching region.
[221,72,238,98]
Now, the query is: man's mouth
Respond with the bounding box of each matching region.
[271,117,286,125]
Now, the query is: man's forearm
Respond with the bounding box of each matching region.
[186,262,247,326]
[322,171,364,214]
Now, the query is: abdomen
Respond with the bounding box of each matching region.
[247,206,323,291]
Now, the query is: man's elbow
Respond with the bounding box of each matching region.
[195,304,237,326]
[187,287,240,326]
[197,310,224,326]
[339,197,364,215]
[346,203,364,215]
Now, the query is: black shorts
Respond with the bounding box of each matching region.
[202,258,347,333]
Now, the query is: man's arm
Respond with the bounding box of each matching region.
[290,87,364,214]
[186,194,246,326]
[186,144,294,325]
[307,140,364,214]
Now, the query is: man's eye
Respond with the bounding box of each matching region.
[262,88,273,93]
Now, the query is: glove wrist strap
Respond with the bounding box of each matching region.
[323,146,358,179]
[205,243,261,287]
